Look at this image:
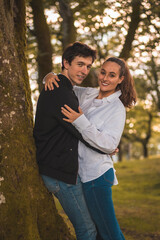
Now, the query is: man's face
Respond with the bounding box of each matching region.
[64,56,93,85]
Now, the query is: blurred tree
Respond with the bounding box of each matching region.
[124,105,153,158]
[54,0,106,50]
[26,0,160,160]
[119,0,141,60]
[56,0,77,50]
[30,0,53,91]
[0,0,74,239]
[123,51,160,159]
[144,56,160,111]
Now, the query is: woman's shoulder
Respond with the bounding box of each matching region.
[74,86,99,99]
[73,86,98,105]
[74,86,98,93]
[114,99,126,117]
[110,94,126,114]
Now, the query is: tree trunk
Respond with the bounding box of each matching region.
[118,141,123,162]
[0,1,74,239]
[142,112,152,158]
[58,0,77,50]
[142,142,148,158]
[30,0,53,92]
[119,0,141,60]
[150,56,160,111]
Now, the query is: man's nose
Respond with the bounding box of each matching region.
[82,66,88,74]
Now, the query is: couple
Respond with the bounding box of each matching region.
[33,42,136,240]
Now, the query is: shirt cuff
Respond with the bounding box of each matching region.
[42,72,56,84]
[72,114,91,133]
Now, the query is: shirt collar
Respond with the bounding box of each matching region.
[93,90,122,105]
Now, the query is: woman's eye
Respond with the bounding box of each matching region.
[101,71,105,75]
[110,74,115,77]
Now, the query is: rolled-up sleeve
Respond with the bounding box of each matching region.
[72,106,126,153]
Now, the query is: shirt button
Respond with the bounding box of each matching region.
[70,149,72,151]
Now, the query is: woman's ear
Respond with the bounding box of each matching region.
[119,76,124,84]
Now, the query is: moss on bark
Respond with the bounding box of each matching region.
[0,1,75,239]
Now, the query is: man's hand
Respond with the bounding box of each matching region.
[110,148,119,156]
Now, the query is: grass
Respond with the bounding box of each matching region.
[54,155,160,240]
[113,155,160,240]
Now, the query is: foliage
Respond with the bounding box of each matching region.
[123,104,153,157]
[26,0,160,158]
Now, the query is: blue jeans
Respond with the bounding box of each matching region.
[82,168,126,240]
[41,175,97,240]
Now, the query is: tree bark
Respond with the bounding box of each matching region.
[142,142,148,158]
[58,0,77,50]
[118,141,123,162]
[150,56,160,111]
[30,0,53,92]
[142,112,152,158]
[119,0,141,60]
[0,1,74,239]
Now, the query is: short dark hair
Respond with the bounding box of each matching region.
[62,42,96,70]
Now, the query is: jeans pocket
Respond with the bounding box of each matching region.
[41,175,60,194]
[103,168,114,186]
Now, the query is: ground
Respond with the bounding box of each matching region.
[54,155,160,240]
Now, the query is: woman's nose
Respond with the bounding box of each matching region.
[103,74,108,81]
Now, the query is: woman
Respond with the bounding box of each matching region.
[44,57,136,240]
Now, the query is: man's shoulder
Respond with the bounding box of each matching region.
[57,74,73,90]
[40,78,66,97]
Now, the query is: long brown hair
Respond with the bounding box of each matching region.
[104,57,137,108]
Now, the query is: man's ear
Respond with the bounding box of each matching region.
[63,59,69,70]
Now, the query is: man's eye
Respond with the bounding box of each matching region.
[78,63,83,66]
[87,66,91,69]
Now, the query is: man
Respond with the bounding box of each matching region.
[33,42,102,240]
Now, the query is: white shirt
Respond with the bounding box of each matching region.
[73,86,126,184]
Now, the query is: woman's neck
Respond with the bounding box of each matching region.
[96,90,114,99]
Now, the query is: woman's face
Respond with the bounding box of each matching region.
[98,61,124,97]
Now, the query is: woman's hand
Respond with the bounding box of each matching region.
[44,73,60,91]
[62,105,119,156]
[61,105,83,123]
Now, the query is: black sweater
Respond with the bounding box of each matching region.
[33,74,104,184]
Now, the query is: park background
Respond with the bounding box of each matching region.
[0,0,160,239]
